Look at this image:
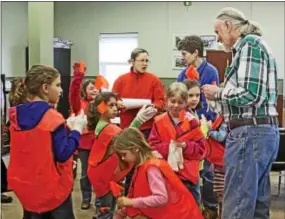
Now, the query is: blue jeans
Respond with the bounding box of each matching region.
[78,149,92,203]
[201,159,218,209]
[222,125,279,219]
[181,180,201,205]
[95,192,116,219]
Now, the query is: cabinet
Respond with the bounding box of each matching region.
[25,48,71,119]
[206,50,232,83]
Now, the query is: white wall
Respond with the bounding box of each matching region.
[1,2,28,77]
[54,1,285,80]
[1,1,284,81]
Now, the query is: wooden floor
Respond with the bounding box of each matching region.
[1,165,285,219]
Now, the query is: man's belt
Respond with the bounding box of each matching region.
[228,117,278,130]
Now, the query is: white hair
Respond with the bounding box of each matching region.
[216,7,263,36]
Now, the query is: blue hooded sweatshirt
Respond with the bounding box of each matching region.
[177,59,219,121]
[11,101,80,163]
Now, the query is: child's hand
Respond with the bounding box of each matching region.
[171,140,186,149]
[152,150,163,158]
[117,100,126,110]
[175,141,186,149]
[207,121,213,129]
[73,61,86,74]
[136,105,158,124]
[66,113,76,129]
[73,62,80,73]
[117,196,133,208]
[72,109,88,134]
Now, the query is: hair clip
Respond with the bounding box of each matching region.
[97,101,108,114]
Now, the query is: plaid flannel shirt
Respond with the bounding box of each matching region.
[214,34,279,122]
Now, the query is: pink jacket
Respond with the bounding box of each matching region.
[114,165,168,219]
[148,116,206,180]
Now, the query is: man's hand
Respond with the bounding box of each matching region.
[202,84,221,100]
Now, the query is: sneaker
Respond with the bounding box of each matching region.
[1,194,13,203]
[81,201,91,210]
[92,209,113,219]
[203,207,218,219]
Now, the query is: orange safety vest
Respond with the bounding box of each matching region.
[70,99,94,150]
[154,112,205,185]
[205,115,225,166]
[126,158,203,219]
[8,108,73,213]
[87,124,131,198]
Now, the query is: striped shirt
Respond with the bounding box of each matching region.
[214,34,278,122]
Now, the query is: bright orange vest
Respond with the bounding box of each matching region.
[8,108,73,213]
[87,124,131,198]
[154,112,205,185]
[126,158,203,219]
[70,99,94,150]
[205,115,225,166]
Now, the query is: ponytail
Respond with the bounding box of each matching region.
[239,20,263,36]
[87,101,101,131]
[216,7,263,37]
[8,77,28,106]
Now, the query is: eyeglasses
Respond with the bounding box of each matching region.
[135,59,151,64]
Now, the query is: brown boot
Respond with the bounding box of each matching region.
[1,194,13,204]
[81,200,91,210]
[203,207,218,219]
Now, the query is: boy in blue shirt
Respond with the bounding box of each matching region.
[177,35,219,219]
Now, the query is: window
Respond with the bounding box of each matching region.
[99,33,138,89]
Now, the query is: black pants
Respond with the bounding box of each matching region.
[1,159,8,193]
[23,196,75,219]
[124,167,135,196]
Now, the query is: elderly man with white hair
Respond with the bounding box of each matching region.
[202,7,280,219]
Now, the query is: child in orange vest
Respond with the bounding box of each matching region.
[182,79,208,206]
[148,82,207,205]
[207,115,227,203]
[183,79,224,219]
[8,65,87,219]
[69,62,99,209]
[113,127,204,219]
[1,77,27,204]
[87,92,157,219]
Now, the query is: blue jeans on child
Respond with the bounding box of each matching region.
[201,159,218,209]
[181,180,201,205]
[95,192,116,219]
[222,124,279,219]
